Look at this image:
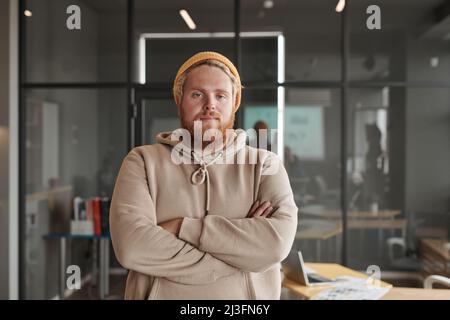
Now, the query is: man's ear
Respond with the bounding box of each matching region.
[176,104,181,117]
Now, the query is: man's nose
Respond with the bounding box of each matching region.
[203,96,216,112]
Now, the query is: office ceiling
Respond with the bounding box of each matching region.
[86,0,444,13]
[83,0,449,38]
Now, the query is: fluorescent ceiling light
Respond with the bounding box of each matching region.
[138,31,283,84]
[335,0,345,13]
[263,0,274,9]
[179,9,196,30]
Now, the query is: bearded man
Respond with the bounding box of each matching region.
[110,51,298,299]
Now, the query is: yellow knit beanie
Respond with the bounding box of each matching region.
[173,51,242,112]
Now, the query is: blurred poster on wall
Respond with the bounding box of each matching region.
[285,106,324,160]
[244,106,324,160]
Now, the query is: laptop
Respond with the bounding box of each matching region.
[282,250,335,286]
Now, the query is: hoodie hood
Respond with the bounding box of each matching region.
[156,128,247,162]
[156,128,247,214]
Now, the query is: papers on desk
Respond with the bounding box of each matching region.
[311,276,391,300]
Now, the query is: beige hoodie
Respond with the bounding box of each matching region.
[110,129,298,299]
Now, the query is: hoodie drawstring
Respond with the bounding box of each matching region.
[156,129,247,215]
[190,151,223,214]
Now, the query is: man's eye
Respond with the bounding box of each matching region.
[217,94,227,101]
[192,92,202,98]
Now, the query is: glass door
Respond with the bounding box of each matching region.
[133,89,179,147]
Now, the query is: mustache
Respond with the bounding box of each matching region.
[195,112,222,120]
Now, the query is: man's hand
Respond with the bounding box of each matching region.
[158,218,184,236]
[247,200,274,218]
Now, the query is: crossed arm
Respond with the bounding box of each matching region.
[110,149,239,285]
[159,201,296,273]
[158,200,274,235]
[110,148,297,285]
[158,155,298,273]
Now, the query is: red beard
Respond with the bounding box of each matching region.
[180,110,235,142]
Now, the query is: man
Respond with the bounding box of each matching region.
[110,51,298,299]
[251,120,272,151]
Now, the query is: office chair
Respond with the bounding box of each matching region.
[386,212,424,272]
[424,275,450,289]
[386,237,423,271]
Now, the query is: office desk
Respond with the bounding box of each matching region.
[382,287,450,300]
[44,233,110,299]
[296,219,342,261]
[300,206,405,260]
[282,263,450,300]
[301,205,401,220]
[283,263,392,299]
[296,219,342,240]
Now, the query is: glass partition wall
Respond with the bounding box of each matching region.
[347,1,450,282]
[20,0,450,298]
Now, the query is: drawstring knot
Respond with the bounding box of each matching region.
[190,151,223,214]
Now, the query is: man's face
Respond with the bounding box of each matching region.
[179,65,234,136]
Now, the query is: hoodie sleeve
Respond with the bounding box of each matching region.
[110,148,239,285]
[178,152,298,273]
